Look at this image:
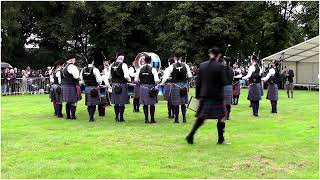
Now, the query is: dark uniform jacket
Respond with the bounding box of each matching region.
[225,67,234,85]
[196,60,227,101]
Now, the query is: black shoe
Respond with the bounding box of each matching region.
[170,115,174,119]
[217,141,231,145]
[66,116,71,119]
[57,114,63,118]
[89,118,95,122]
[145,120,149,124]
[71,117,76,120]
[174,120,179,123]
[115,118,119,122]
[185,135,194,144]
[150,120,157,124]
[253,113,258,117]
[183,119,186,123]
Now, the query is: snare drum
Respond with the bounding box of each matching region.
[127,83,136,96]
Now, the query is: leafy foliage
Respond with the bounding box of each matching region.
[1,1,318,68]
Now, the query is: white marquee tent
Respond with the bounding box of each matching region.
[262,36,319,85]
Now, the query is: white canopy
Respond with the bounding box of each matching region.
[262,36,319,63]
[262,36,319,85]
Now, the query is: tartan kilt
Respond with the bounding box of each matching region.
[111,83,130,105]
[266,83,278,101]
[224,85,233,105]
[248,83,262,101]
[62,85,79,103]
[170,82,189,106]
[285,82,294,90]
[85,86,101,106]
[139,84,158,105]
[133,83,140,98]
[233,81,241,96]
[163,83,172,101]
[49,84,62,103]
[196,99,226,119]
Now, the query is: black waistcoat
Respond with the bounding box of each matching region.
[139,65,155,84]
[82,66,98,86]
[111,62,127,83]
[171,63,187,83]
[61,63,79,85]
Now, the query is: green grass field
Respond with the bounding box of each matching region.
[1,89,319,178]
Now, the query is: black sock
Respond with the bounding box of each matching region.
[174,105,179,122]
[181,104,187,121]
[114,105,119,120]
[143,105,149,121]
[119,105,125,121]
[71,105,76,119]
[217,121,225,142]
[150,105,155,121]
[66,103,71,118]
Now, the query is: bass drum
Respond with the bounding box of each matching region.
[134,52,161,71]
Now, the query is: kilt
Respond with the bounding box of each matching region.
[233,81,241,96]
[99,87,110,105]
[163,83,172,101]
[285,82,294,90]
[133,83,140,98]
[224,85,233,105]
[49,84,62,103]
[111,83,129,105]
[196,99,226,119]
[248,83,262,101]
[139,84,158,105]
[170,82,189,106]
[85,86,101,106]
[62,85,79,103]
[266,83,278,101]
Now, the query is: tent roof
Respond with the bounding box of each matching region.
[262,36,319,63]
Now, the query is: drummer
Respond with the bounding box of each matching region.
[80,54,103,122]
[162,58,175,119]
[129,61,140,112]
[98,57,111,117]
[108,52,131,122]
[135,54,160,123]
[161,53,192,123]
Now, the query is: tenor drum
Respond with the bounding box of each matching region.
[134,52,161,71]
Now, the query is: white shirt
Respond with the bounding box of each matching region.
[242,64,262,80]
[66,63,80,79]
[108,61,131,82]
[161,62,192,84]
[261,68,275,81]
[80,64,103,85]
[134,64,160,83]
[55,70,61,84]
[101,67,111,88]
[129,66,138,79]
[234,68,242,78]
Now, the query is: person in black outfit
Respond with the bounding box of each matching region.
[283,66,294,98]
[186,47,229,145]
[223,62,234,120]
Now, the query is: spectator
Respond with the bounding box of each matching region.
[21,70,28,94]
[8,69,16,95]
[1,68,9,95]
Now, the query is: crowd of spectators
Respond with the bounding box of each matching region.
[1,66,51,95]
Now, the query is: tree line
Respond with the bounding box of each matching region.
[1,1,319,68]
